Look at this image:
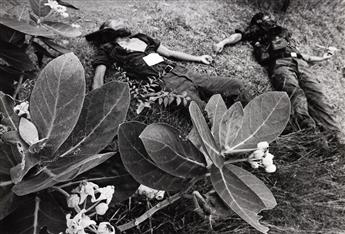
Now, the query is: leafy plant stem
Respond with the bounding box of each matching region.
[85,200,101,214]
[86,225,98,233]
[221,147,257,156]
[13,74,24,100]
[116,192,183,232]
[88,211,97,217]
[0,180,13,186]
[58,180,85,188]
[116,177,201,232]
[51,186,70,197]
[224,158,248,164]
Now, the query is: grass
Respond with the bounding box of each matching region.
[4,0,345,233]
[65,1,345,233]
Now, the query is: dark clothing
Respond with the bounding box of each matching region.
[237,21,339,131]
[93,33,245,107]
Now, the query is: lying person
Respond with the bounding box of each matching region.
[214,12,341,135]
[86,19,248,108]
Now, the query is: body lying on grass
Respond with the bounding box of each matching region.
[85,19,248,108]
[214,12,343,141]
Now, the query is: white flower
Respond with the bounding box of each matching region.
[257,141,269,151]
[250,161,260,169]
[98,222,115,234]
[92,185,115,205]
[137,184,165,200]
[265,164,277,173]
[250,149,265,160]
[65,209,96,234]
[44,0,69,18]
[44,0,60,10]
[67,194,80,208]
[74,182,99,204]
[248,149,277,173]
[61,39,69,45]
[155,190,165,200]
[14,101,30,119]
[95,202,109,215]
[60,12,69,18]
[71,23,81,28]
[55,5,67,13]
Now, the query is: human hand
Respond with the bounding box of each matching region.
[199,55,213,65]
[213,43,224,54]
[322,52,334,60]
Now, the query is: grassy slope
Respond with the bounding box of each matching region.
[68,0,345,131]
[5,0,343,233]
[65,0,345,233]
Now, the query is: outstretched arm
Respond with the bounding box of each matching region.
[213,33,242,54]
[157,44,213,65]
[300,52,334,63]
[92,65,107,90]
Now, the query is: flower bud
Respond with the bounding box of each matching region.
[67,194,80,208]
[264,152,274,160]
[252,149,265,160]
[95,203,109,215]
[262,157,273,167]
[265,164,277,173]
[98,222,115,234]
[155,191,165,200]
[257,141,269,150]
[250,161,260,169]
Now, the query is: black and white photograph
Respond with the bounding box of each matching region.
[0,0,345,233]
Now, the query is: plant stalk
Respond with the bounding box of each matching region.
[116,192,182,232]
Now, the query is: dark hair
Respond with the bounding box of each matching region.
[85,20,131,46]
[250,12,265,25]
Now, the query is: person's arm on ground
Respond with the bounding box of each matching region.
[157,44,213,65]
[92,65,107,90]
[300,52,334,63]
[213,33,242,54]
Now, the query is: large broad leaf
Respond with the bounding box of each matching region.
[140,123,207,179]
[0,93,39,185]
[12,152,115,195]
[210,164,276,233]
[42,21,82,38]
[30,52,85,159]
[0,24,25,46]
[29,0,51,17]
[57,0,79,10]
[32,41,55,67]
[0,16,55,37]
[0,143,18,220]
[0,193,65,234]
[10,152,40,185]
[205,94,227,145]
[118,121,188,191]
[0,92,19,131]
[72,154,139,203]
[225,92,290,152]
[55,81,130,158]
[40,37,71,54]
[219,102,244,151]
[0,40,35,71]
[0,93,40,184]
[189,101,223,168]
